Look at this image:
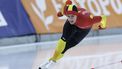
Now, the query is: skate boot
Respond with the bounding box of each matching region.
[38,60,56,69]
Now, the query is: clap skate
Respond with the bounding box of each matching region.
[38,60,56,69]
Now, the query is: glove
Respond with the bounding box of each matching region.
[66,0,72,5]
[57,12,63,17]
[99,15,107,29]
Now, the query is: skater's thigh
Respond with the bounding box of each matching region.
[67,28,91,47]
[61,20,74,41]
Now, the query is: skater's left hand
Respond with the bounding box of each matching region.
[57,12,63,17]
[98,15,107,30]
[66,0,72,5]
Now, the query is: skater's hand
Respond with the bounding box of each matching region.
[98,25,106,30]
[57,0,72,17]
[98,15,107,30]
[57,12,63,17]
[66,0,72,5]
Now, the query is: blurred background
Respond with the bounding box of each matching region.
[0,0,122,69]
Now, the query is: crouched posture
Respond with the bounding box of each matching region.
[39,0,107,69]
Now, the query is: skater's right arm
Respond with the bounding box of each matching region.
[57,0,72,17]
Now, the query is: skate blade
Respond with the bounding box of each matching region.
[38,67,48,69]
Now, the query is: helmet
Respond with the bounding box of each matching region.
[65,5,78,15]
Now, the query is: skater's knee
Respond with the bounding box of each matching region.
[56,39,66,53]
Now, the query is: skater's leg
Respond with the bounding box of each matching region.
[38,38,66,69]
[38,21,75,69]
[49,21,73,62]
[49,38,66,62]
[62,27,91,53]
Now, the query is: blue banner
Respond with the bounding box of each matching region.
[0,0,36,38]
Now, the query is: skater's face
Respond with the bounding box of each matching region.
[67,14,77,25]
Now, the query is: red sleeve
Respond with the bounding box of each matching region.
[78,8,101,24]
[63,5,68,15]
[57,5,67,17]
[57,0,72,17]
[92,16,102,24]
[78,8,87,14]
[78,8,86,11]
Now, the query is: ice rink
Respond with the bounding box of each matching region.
[0,34,122,69]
